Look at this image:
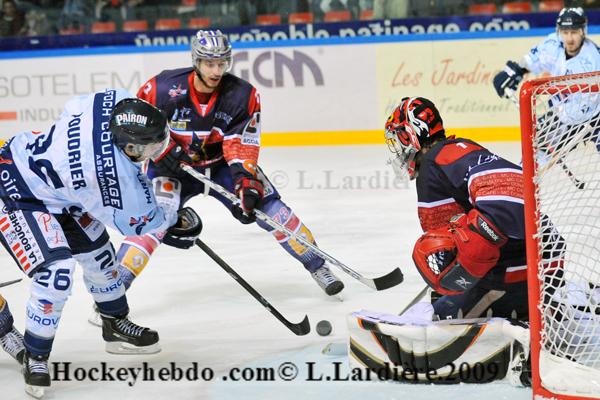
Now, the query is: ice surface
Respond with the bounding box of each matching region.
[0,144,530,400]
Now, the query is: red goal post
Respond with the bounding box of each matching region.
[520,71,600,400]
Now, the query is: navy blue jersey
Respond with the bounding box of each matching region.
[416,137,526,284]
[138,68,261,181]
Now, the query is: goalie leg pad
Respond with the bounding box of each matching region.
[348,311,530,385]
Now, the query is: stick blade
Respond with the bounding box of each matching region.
[289,315,311,336]
[372,268,404,291]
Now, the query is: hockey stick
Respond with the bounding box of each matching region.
[182,165,404,291]
[508,92,586,190]
[195,238,311,336]
[0,278,22,288]
[398,285,430,315]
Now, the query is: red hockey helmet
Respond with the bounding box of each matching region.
[385,97,445,180]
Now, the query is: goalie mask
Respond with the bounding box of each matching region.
[385,97,445,180]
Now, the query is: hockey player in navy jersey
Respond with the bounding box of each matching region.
[386,97,535,320]
[0,89,201,397]
[113,29,344,298]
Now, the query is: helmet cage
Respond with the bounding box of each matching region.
[124,125,170,162]
[191,30,233,73]
[385,124,420,180]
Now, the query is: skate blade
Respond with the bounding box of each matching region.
[25,384,45,399]
[105,341,161,355]
[87,312,102,328]
[321,342,347,356]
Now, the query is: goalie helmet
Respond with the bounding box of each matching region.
[384,97,445,180]
[191,30,232,72]
[110,98,170,162]
[556,7,587,32]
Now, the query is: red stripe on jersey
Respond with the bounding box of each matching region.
[273,214,300,241]
[124,235,160,255]
[223,137,260,165]
[418,202,465,231]
[23,263,31,272]
[469,171,523,203]
[435,142,484,166]
[0,217,6,225]
[11,243,20,252]
[1,224,9,232]
[137,77,157,106]
[19,256,27,265]
[15,249,23,258]
[504,269,527,283]
[248,88,261,115]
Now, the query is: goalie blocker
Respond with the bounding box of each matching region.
[347,303,531,386]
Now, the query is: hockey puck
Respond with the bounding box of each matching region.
[316,320,332,336]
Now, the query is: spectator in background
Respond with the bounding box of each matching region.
[95,0,144,22]
[60,0,93,33]
[0,0,25,37]
[373,0,408,20]
[18,8,50,36]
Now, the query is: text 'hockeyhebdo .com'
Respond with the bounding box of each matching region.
[268,170,410,191]
[49,360,500,386]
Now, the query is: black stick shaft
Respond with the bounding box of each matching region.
[195,239,310,336]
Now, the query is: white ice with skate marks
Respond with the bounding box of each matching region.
[0,144,530,400]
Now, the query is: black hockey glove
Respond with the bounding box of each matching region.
[493,61,527,99]
[231,177,264,224]
[163,207,202,249]
[152,139,192,178]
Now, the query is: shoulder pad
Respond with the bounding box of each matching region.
[435,141,484,166]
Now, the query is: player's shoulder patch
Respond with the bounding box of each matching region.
[435,141,484,166]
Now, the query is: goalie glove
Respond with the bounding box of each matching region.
[493,61,527,99]
[412,209,507,295]
[162,207,202,249]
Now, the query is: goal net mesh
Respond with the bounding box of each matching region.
[526,72,600,397]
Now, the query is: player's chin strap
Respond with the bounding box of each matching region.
[180,164,404,291]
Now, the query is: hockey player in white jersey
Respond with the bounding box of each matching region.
[0,88,201,398]
[493,7,600,100]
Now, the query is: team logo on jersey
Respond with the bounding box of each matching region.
[129,210,156,235]
[168,84,187,98]
[38,299,53,314]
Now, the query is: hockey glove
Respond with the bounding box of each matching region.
[163,207,202,249]
[231,177,264,224]
[493,61,527,99]
[412,209,507,295]
[152,138,192,178]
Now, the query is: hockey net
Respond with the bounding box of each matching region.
[520,71,600,400]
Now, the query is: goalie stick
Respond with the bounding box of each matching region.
[182,165,404,291]
[195,239,311,336]
[0,278,22,288]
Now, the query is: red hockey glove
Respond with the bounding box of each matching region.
[412,209,507,295]
[232,177,264,223]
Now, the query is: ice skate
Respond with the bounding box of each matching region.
[101,314,160,354]
[311,263,344,296]
[23,351,50,399]
[1,326,25,364]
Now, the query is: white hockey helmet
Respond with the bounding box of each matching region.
[191,30,232,72]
